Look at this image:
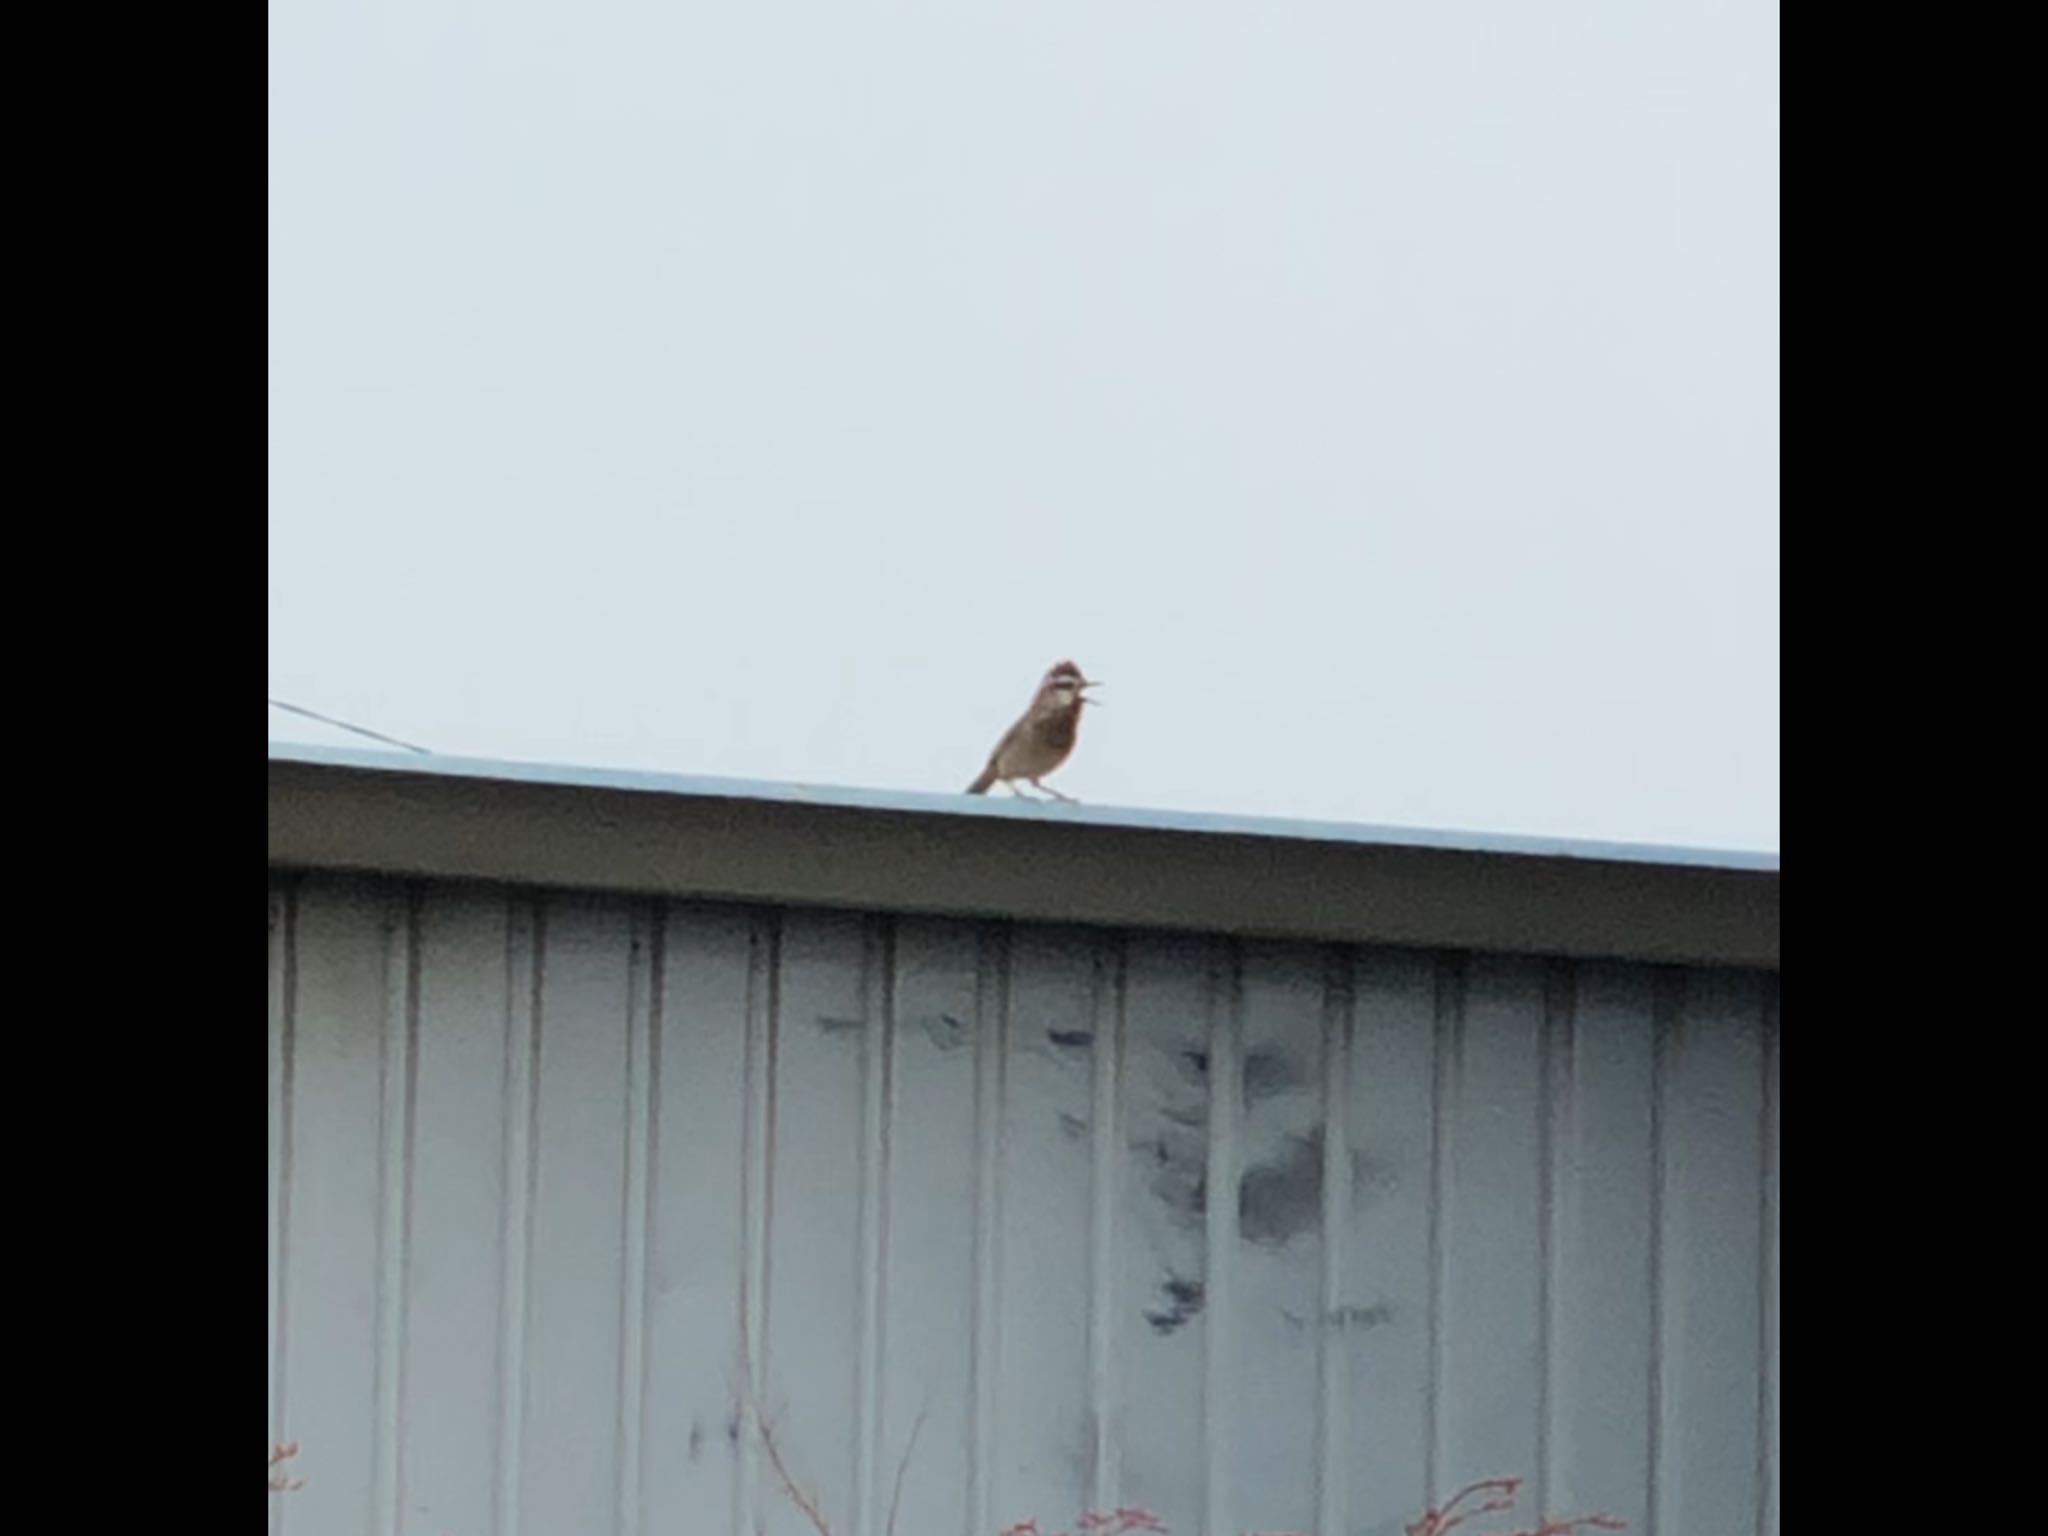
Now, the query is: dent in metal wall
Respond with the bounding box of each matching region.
[268,876,1779,1536]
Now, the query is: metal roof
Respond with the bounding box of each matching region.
[267,743,1779,968]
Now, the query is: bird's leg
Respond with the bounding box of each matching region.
[1006,780,1043,800]
[1032,779,1077,803]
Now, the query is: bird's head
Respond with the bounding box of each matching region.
[1039,659,1103,709]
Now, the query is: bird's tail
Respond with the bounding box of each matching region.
[965,765,997,794]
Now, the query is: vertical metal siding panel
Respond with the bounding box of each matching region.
[1084,938,1124,1517]
[1342,947,1440,1531]
[852,920,892,1536]
[1538,963,1567,1511]
[268,881,292,1520]
[880,918,985,1536]
[1114,934,1213,1536]
[1201,946,1240,1536]
[1315,951,1352,1536]
[520,896,634,1536]
[279,878,394,1534]
[1437,956,1547,1493]
[1427,956,1456,1504]
[967,928,1006,1536]
[1761,995,1779,1536]
[737,913,778,1536]
[495,901,541,1536]
[397,890,517,1533]
[1655,971,1766,1536]
[268,888,292,1490]
[372,897,416,1536]
[640,905,754,1529]
[1230,943,1326,1536]
[617,908,657,1536]
[994,926,1106,1529]
[1548,963,1657,1528]
[761,909,870,1535]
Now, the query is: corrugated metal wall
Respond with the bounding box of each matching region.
[268,875,1779,1536]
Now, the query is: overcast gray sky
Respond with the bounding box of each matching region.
[268,0,1778,851]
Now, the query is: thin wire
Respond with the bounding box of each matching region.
[267,697,432,755]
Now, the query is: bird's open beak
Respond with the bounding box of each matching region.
[1082,681,1104,703]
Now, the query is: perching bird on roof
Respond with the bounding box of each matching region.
[965,659,1102,801]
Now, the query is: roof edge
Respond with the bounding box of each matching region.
[266,743,1777,871]
[267,744,1779,969]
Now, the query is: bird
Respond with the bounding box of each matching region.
[965,659,1102,800]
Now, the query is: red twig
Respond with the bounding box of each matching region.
[733,1309,833,1536]
[1003,1509,1170,1536]
[885,1407,929,1536]
[1513,1519,1629,1536]
[1410,1478,1522,1536]
[268,1441,305,1493]
[1408,1479,1625,1536]
[748,1401,833,1536]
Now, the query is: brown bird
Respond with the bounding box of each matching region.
[965,659,1102,800]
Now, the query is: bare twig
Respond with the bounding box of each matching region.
[731,1307,1614,1536]
[884,1406,928,1536]
[1515,1519,1628,1536]
[1001,1511,1168,1536]
[752,1405,833,1536]
[1407,1479,1624,1536]
[268,1441,304,1493]
[1409,1479,1520,1536]
[733,1309,833,1536]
